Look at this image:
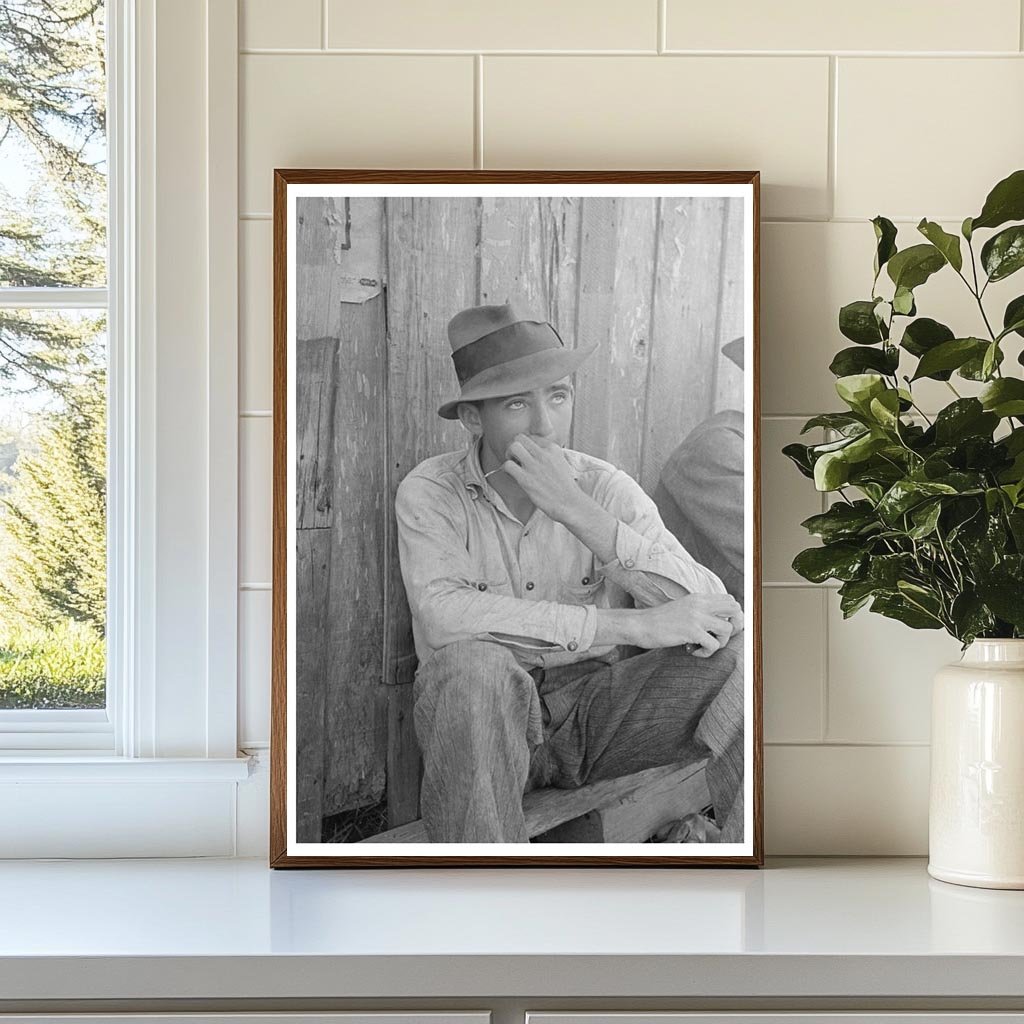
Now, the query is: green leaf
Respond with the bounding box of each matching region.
[800,501,879,543]
[872,216,898,277]
[959,344,1004,381]
[950,593,996,644]
[911,337,988,380]
[917,219,963,272]
[887,244,946,291]
[976,581,1024,629]
[871,594,943,630]
[867,552,915,587]
[835,373,886,413]
[814,450,851,491]
[838,578,879,617]
[868,389,902,430]
[981,225,1024,282]
[908,500,942,539]
[962,216,974,241]
[982,341,1001,380]
[933,399,999,444]
[980,378,1024,418]
[839,299,887,345]
[792,543,866,584]
[892,286,916,316]
[782,442,815,479]
[800,412,865,435]
[1003,295,1024,339]
[971,168,1024,232]
[829,345,899,378]
[877,479,958,524]
[900,317,954,362]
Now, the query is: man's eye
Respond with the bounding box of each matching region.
[507,400,525,410]
[552,392,570,403]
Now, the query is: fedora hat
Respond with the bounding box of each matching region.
[438,303,595,420]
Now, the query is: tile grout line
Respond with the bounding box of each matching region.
[657,0,666,53]
[474,55,484,169]
[237,47,1024,57]
[820,587,830,743]
[1021,0,1024,52]
[321,0,328,50]
[827,55,838,220]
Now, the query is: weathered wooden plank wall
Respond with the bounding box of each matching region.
[714,197,747,415]
[294,197,388,831]
[295,195,746,836]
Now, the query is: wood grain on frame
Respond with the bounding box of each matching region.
[271,169,762,869]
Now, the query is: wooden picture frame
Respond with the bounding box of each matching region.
[271,170,763,867]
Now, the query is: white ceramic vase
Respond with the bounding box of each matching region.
[929,639,1024,889]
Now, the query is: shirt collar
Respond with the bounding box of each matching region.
[462,436,492,501]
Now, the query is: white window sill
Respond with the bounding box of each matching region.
[0,755,252,782]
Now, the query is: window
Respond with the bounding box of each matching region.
[0,0,110,748]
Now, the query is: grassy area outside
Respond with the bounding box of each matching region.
[0,620,105,709]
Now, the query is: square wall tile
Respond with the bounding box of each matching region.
[760,417,824,584]
[484,56,830,219]
[239,589,272,747]
[766,745,929,854]
[836,58,1024,220]
[827,595,962,744]
[667,0,1020,52]
[328,0,656,50]
[241,55,474,213]
[762,587,825,743]
[240,220,272,412]
[240,416,273,586]
[762,221,1022,416]
[241,0,321,49]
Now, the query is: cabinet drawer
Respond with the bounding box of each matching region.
[529,1016,1024,1024]
[0,1015,489,1024]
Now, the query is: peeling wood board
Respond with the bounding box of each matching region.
[640,197,728,494]
[714,197,747,416]
[478,195,582,349]
[386,680,421,829]
[295,527,331,842]
[296,195,384,306]
[321,292,389,817]
[384,197,479,698]
[571,197,659,481]
[295,336,337,531]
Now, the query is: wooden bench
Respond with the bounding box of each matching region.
[362,759,709,844]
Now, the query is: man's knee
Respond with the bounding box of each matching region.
[416,639,529,712]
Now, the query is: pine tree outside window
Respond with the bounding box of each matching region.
[0,2,109,733]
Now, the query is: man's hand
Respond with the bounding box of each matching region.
[630,594,744,658]
[502,434,586,522]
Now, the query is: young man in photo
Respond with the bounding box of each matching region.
[395,303,745,844]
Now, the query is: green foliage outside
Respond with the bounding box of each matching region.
[0,1,107,708]
[785,169,1024,645]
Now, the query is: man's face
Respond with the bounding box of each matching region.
[471,377,575,470]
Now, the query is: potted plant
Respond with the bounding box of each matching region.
[785,169,1024,889]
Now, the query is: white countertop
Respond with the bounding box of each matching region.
[1,857,1023,1001]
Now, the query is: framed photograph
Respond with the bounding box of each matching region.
[270,170,762,867]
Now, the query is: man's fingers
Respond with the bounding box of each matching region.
[693,632,720,658]
[505,439,531,464]
[502,459,526,481]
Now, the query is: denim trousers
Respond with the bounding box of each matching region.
[412,634,745,843]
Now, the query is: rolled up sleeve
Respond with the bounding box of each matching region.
[396,474,598,660]
[593,470,727,605]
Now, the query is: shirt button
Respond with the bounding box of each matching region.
[624,558,636,569]
[477,582,487,591]
[582,576,591,585]
[567,641,578,652]
[525,581,535,591]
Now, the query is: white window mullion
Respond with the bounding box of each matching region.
[0,287,108,310]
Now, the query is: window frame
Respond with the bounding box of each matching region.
[0,0,247,857]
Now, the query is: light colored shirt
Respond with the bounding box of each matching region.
[395,438,727,669]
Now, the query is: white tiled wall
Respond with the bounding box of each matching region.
[236,0,1023,854]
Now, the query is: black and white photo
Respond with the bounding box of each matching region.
[272,172,762,867]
